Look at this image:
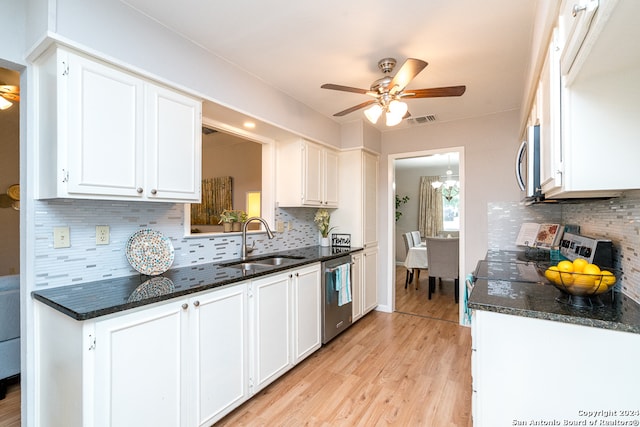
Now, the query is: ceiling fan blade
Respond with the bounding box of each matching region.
[403,85,466,98]
[388,58,428,93]
[2,93,19,101]
[321,83,370,95]
[333,100,376,117]
[0,85,19,94]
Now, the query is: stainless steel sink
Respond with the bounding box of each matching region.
[222,255,305,270]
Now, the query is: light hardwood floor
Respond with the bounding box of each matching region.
[0,378,20,427]
[395,264,461,323]
[0,267,470,427]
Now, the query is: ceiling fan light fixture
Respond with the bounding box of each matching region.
[0,96,13,110]
[383,100,407,126]
[388,100,408,117]
[364,104,382,124]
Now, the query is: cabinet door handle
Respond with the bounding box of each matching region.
[136,187,143,194]
[572,3,587,17]
[289,274,293,278]
[151,189,157,195]
[295,273,299,277]
[193,300,200,307]
[181,303,188,310]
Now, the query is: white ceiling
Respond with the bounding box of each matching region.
[120,0,536,133]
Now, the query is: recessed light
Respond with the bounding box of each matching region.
[243,121,256,129]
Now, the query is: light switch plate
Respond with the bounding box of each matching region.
[276,221,285,233]
[53,226,70,248]
[96,225,110,245]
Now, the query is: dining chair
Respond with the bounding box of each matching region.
[410,230,422,246]
[401,232,415,289]
[425,237,460,303]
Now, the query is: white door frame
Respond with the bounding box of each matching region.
[385,146,466,324]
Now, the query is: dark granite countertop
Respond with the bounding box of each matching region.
[468,250,640,334]
[32,245,362,321]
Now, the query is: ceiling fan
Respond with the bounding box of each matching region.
[0,85,20,110]
[321,57,466,126]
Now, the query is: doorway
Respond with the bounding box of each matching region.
[389,148,464,323]
[0,65,21,423]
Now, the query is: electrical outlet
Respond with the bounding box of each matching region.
[276,221,285,233]
[96,225,110,245]
[288,221,294,231]
[53,226,70,248]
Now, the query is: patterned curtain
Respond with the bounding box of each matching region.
[418,176,443,237]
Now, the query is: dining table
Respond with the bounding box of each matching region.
[403,245,428,288]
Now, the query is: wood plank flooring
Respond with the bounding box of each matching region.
[394,265,460,323]
[217,310,472,426]
[0,378,20,427]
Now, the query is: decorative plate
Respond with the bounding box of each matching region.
[127,276,175,303]
[7,184,19,201]
[125,229,175,275]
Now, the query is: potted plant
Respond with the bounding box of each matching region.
[232,210,248,232]
[314,208,335,247]
[218,210,235,232]
[395,195,410,221]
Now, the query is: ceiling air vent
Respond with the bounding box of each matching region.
[407,114,437,125]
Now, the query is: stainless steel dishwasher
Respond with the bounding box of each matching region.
[321,254,353,344]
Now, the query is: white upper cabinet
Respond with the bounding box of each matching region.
[529,0,640,199]
[331,149,379,247]
[276,139,339,207]
[35,46,202,202]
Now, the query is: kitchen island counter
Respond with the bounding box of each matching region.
[32,245,362,321]
[468,250,640,334]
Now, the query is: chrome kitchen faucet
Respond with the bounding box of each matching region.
[241,217,275,260]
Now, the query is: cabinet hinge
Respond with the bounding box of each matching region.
[88,334,96,351]
[62,169,69,183]
[61,61,69,76]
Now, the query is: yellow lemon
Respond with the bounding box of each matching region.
[557,260,574,273]
[558,271,574,286]
[572,258,588,273]
[572,273,595,290]
[601,270,616,286]
[582,264,601,276]
[545,266,561,284]
[592,280,608,294]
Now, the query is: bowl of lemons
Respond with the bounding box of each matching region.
[544,258,617,297]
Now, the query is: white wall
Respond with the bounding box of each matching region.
[49,0,341,148]
[378,110,522,311]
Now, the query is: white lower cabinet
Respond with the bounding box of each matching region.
[293,264,322,363]
[36,283,249,427]
[472,310,640,427]
[190,285,249,426]
[362,247,379,314]
[94,286,250,427]
[350,249,378,322]
[92,300,189,427]
[36,264,322,426]
[250,272,292,392]
[351,252,364,321]
[250,263,321,393]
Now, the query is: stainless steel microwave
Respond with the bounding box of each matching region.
[515,124,542,202]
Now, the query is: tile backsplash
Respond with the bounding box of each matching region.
[488,190,640,304]
[34,199,320,288]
